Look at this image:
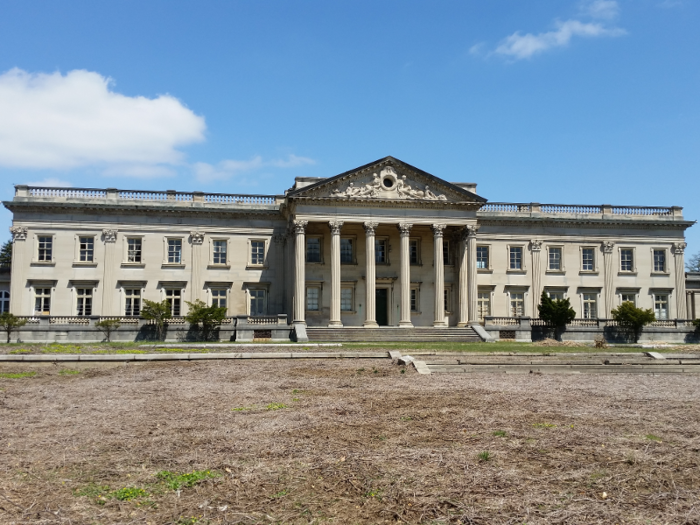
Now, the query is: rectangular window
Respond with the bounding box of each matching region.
[211,289,227,308]
[443,241,451,265]
[444,288,450,313]
[341,288,353,311]
[375,239,388,264]
[582,248,595,271]
[307,238,321,263]
[509,247,522,270]
[250,240,265,265]
[165,289,181,316]
[250,289,265,316]
[654,294,669,320]
[547,291,565,301]
[510,293,524,317]
[306,287,320,311]
[167,239,182,264]
[76,288,93,316]
[653,250,666,273]
[620,293,636,306]
[213,240,227,265]
[34,288,51,315]
[476,246,489,269]
[410,289,418,312]
[124,289,141,316]
[127,238,142,263]
[79,237,94,262]
[548,247,562,271]
[38,236,52,262]
[620,249,634,272]
[409,239,419,265]
[340,238,354,264]
[583,294,597,319]
[0,291,9,314]
[477,292,491,320]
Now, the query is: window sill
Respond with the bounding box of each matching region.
[618,272,637,276]
[162,263,186,269]
[341,310,357,315]
[546,270,565,274]
[121,263,145,268]
[579,271,599,275]
[306,261,324,265]
[651,272,670,276]
[506,269,527,274]
[477,268,493,274]
[208,264,231,269]
[246,265,268,270]
[73,262,98,267]
[31,261,55,266]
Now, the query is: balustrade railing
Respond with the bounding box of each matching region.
[611,206,672,216]
[480,202,676,217]
[205,194,277,205]
[29,188,107,199]
[484,317,521,326]
[541,204,602,214]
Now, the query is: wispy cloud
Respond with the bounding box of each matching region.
[193,154,316,183]
[24,177,72,187]
[472,0,626,61]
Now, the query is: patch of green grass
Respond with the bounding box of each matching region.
[266,402,287,410]
[156,470,220,490]
[364,488,383,500]
[176,517,201,525]
[645,434,662,442]
[533,423,556,429]
[590,470,608,481]
[477,451,492,462]
[231,406,253,411]
[0,371,36,379]
[75,483,112,505]
[9,349,31,354]
[292,389,303,394]
[59,369,81,375]
[400,416,412,421]
[111,487,148,501]
[492,430,507,437]
[41,344,82,354]
[292,397,300,402]
[270,489,288,498]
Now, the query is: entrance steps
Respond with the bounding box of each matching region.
[306,326,482,343]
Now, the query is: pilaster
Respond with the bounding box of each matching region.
[292,220,308,325]
[466,225,479,323]
[673,242,687,318]
[458,228,469,327]
[101,229,118,315]
[432,224,447,327]
[9,226,27,314]
[363,221,379,327]
[398,222,413,328]
[530,240,543,316]
[190,231,205,305]
[328,220,344,327]
[602,241,615,318]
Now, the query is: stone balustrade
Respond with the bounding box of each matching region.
[479,202,681,218]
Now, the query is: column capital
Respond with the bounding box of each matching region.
[273,234,287,245]
[363,221,379,234]
[461,224,479,240]
[10,226,27,242]
[530,240,543,252]
[397,222,413,236]
[190,231,205,245]
[292,220,308,234]
[431,223,446,237]
[328,220,344,235]
[102,229,118,243]
[602,241,615,254]
[673,242,687,255]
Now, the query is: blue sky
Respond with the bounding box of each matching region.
[1,0,698,256]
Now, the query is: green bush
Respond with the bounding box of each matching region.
[611,302,655,343]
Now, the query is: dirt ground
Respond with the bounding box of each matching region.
[1,357,699,524]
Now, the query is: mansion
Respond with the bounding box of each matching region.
[2,156,697,340]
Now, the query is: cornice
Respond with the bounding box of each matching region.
[290,196,483,211]
[477,216,694,230]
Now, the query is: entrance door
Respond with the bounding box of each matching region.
[376,288,388,326]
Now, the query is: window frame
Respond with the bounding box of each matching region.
[581,292,599,319]
[545,287,568,301]
[306,283,322,313]
[340,282,357,313]
[210,238,230,268]
[651,248,669,275]
[375,237,390,265]
[618,288,639,307]
[163,237,185,267]
[163,287,184,316]
[33,286,52,316]
[410,283,421,314]
[0,290,10,314]
[306,236,323,264]
[409,237,422,266]
[443,239,453,266]
[74,234,97,266]
[477,288,493,321]
[580,246,598,274]
[123,236,145,266]
[444,284,454,315]
[248,288,267,316]
[651,290,671,320]
[33,234,55,265]
[123,287,142,317]
[618,247,637,274]
[340,236,357,265]
[75,287,94,316]
[507,289,526,317]
[546,245,565,273]
[476,244,491,272]
[507,245,526,272]
[248,238,269,268]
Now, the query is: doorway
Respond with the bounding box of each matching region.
[376,288,389,326]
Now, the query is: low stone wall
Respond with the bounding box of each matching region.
[7,315,290,343]
[483,317,700,344]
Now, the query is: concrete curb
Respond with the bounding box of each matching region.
[138,343,343,348]
[0,351,390,362]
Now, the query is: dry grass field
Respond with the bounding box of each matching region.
[1,355,699,524]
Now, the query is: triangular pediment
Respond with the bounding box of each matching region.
[287,156,486,204]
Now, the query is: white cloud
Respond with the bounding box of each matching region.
[582,0,620,20]
[494,20,626,60]
[101,164,175,178]
[193,154,316,183]
[0,68,205,171]
[24,177,72,187]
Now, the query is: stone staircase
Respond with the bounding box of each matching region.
[305,326,482,343]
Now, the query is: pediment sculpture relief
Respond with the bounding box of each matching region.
[331,167,447,201]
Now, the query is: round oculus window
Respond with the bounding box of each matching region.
[382,177,394,189]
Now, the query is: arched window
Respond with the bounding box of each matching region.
[0,290,9,313]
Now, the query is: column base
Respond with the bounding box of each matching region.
[457,321,469,327]
[399,321,414,328]
[327,321,343,328]
[363,321,379,328]
[433,321,448,327]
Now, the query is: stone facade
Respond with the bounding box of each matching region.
[3,156,696,336]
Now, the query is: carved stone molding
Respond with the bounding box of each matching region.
[397,222,413,236]
[332,166,447,201]
[462,224,479,240]
[673,242,687,255]
[10,226,27,241]
[293,220,308,234]
[431,224,446,237]
[328,220,344,235]
[273,234,287,245]
[102,229,118,243]
[363,221,379,235]
[602,241,615,254]
[190,231,205,245]
[530,240,543,252]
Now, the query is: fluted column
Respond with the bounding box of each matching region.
[466,225,479,323]
[101,229,118,315]
[602,241,615,318]
[328,220,344,327]
[432,224,447,327]
[293,220,308,324]
[363,221,379,327]
[9,226,27,314]
[530,240,543,315]
[457,229,469,327]
[190,232,204,304]
[398,222,413,328]
[673,242,688,319]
